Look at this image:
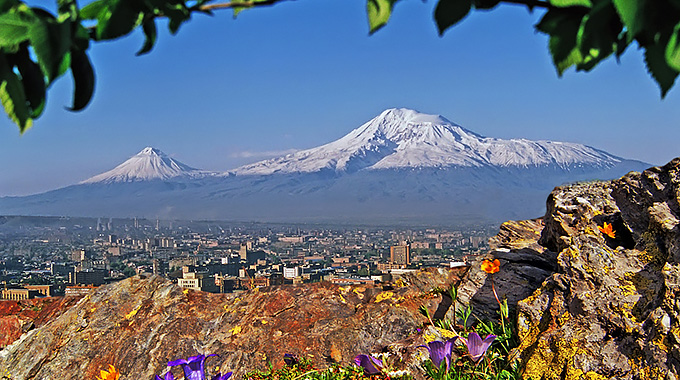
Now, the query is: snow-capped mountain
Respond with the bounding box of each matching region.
[234,108,621,175]
[81,147,215,184]
[0,109,652,225]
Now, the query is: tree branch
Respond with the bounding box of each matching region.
[198,0,287,12]
[500,0,555,10]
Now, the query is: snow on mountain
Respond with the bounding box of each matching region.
[81,147,215,184]
[234,108,622,175]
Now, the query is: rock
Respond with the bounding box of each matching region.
[454,218,558,322]
[516,158,680,379]
[0,297,81,349]
[0,268,463,380]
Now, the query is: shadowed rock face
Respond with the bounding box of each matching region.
[516,158,680,379]
[453,218,558,322]
[0,269,463,380]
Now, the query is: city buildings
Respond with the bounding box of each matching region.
[0,216,491,296]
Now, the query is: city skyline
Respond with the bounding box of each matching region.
[1,0,679,196]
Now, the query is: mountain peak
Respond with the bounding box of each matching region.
[137,147,165,157]
[234,108,622,175]
[376,108,453,126]
[81,148,213,184]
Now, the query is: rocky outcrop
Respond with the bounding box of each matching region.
[0,268,463,380]
[453,218,558,322]
[0,297,81,349]
[514,158,680,379]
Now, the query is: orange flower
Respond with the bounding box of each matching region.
[97,365,120,380]
[598,222,616,239]
[481,259,500,274]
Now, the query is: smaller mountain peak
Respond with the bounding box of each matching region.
[80,147,214,184]
[137,147,165,157]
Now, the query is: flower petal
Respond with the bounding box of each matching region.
[167,358,189,367]
[465,332,484,360]
[283,353,299,366]
[465,332,496,362]
[354,354,382,375]
[211,372,233,380]
[425,341,447,368]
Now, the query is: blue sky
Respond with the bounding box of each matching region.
[1,0,679,196]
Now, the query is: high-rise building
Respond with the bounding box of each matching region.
[239,243,248,261]
[390,244,410,266]
[71,249,86,262]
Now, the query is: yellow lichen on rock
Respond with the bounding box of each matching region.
[522,337,581,380]
[124,304,142,320]
[374,291,394,303]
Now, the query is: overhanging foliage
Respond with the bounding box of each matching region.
[1,0,679,132]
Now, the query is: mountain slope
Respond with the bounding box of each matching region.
[81,147,215,184]
[0,109,652,224]
[234,108,622,175]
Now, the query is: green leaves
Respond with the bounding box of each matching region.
[536,8,588,75]
[646,40,679,98]
[15,45,46,118]
[2,0,680,132]
[434,0,472,36]
[0,53,31,132]
[69,48,94,111]
[0,12,32,47]
[29,16,71,83]
[611,0,645,38]
[90,0,143,40]
[549,0,592,7]
[666,22,680,70]
[136,17,157,55]
[367,0,398,34]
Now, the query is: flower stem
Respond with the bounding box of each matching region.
[491,277,506,335]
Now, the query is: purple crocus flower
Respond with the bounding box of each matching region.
[460,332,496,363]
[155,372,174,380]
[283,353,299,366]
[354,354,383,375]
[168,354,217,380]
[418,339,457,371]
[211,372,233,380]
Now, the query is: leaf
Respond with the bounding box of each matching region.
[550,0,591,7]
[163,3,190,34]
[80,0,107,20]
[473,0,499,10]
[73,23,90,51]
[366,0,398,34]
[575,1,621,71]
[666,21,680,71]
[434,0,472,36]
[0,13,31,47]
[232,5,247,18]
[611,0,645,38]
[615,31,630,60]
[28,16,71,83]
[68,49,94,111]
[136,17,156,55]
[57,0,78,21]
[0,53,32,132]
[645,41,679,98]
[0,0,20,13]
[537,9,587,74]
[96,0,143,40]
[15,46,46,118]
